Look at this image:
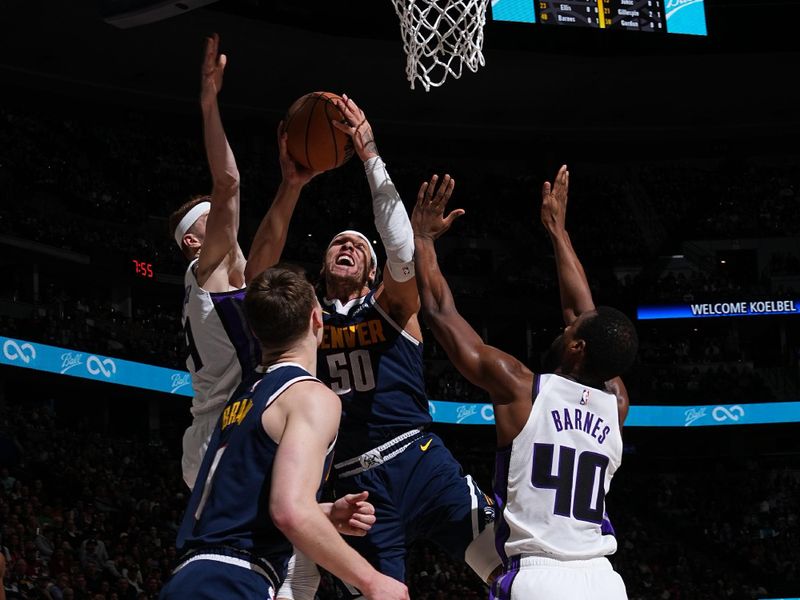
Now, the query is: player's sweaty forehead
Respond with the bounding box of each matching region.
[329,233,369,253]
[326,230,378,269]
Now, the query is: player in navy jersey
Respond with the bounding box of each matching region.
[160,267,409,600]
[245,97,500,598]
[411,166,638,600]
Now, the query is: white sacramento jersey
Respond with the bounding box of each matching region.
[182,259,260,417]
[494,373,622,562]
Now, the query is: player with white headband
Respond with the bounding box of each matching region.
[245,95,501,600]
[167,34,257,490]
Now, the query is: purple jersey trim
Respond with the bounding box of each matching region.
[601,511,616,537]
[493,445,513,565]
[489,554,520,600]
[210,289,260,376]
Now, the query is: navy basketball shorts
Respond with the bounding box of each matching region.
[333,433,495,582]
[159,557,275,600]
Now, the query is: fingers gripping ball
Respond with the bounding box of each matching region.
[284,92,355,171]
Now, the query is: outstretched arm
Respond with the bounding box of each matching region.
[333,95,419,327]
[196,33,243,290]
[244,123,321,284]
[541,165,594,325]
[412,176,534,445]
[541,165,629,425]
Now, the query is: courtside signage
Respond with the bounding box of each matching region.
[429,399,800,427]
[4,336,799,427]
[638,300,800,320]
[1,336,192,396]
[624,402,800,427]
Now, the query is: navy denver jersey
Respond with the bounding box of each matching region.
[318,290,430,460]
[176,362,333,580]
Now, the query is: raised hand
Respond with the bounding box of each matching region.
[200,33,226,109]
[328,491,376,537]
[411,174,462,241]
[331,94,379,161]
[541,164,569,236]
[277,121,322,186]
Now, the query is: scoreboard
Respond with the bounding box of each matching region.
[491,0,707,36]
[540,1,663,31]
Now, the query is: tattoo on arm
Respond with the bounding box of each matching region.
[356,121,378,155]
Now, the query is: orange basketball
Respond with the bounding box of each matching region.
[283,91,354,171]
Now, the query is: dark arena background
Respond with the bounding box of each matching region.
[2,0,800,598]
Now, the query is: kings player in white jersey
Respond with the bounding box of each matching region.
[168,34,261,489]
[411,166,638,600]
[169,34,325,489]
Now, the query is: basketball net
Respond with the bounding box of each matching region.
[391,0,490,91]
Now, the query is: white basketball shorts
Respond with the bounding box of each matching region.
[181,411,218,490]
[490,555,627,600]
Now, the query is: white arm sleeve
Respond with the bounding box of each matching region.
[364,156,415,282]
[276,550,320,600]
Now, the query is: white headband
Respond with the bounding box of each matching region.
[330,230,378,268]
[174,202,211,249]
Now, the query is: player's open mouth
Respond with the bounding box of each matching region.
[336,255,355,266]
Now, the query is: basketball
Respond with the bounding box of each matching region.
[284,91,354,171]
